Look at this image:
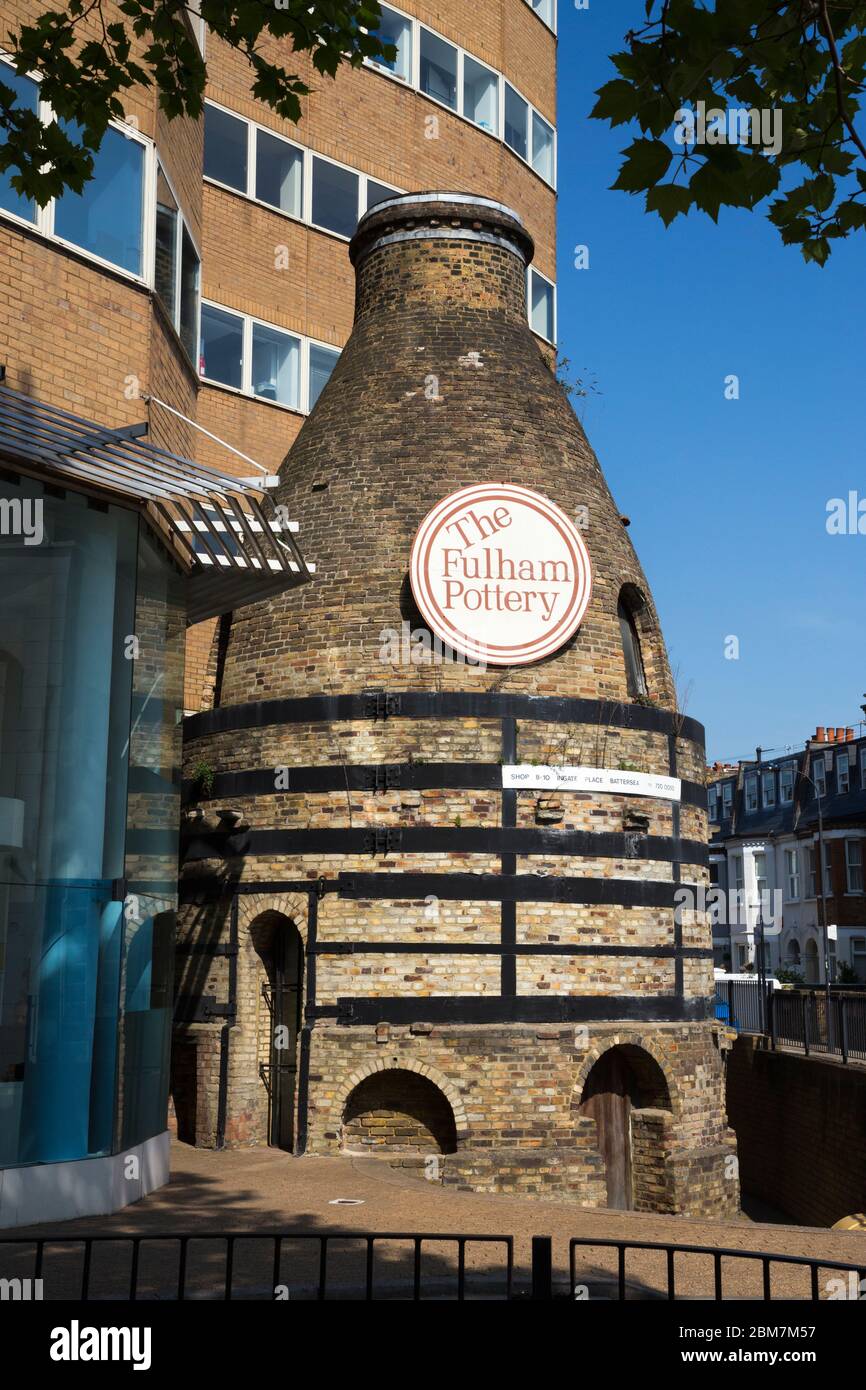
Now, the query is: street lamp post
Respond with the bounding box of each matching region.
[798,766,834,1052]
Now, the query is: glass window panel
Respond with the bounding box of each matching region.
[311,156,359,238]
[255,128,303,217]
[532,111,554,182]
[0,482,139,1165]
[0,69,38,223]
[54,125,144,274]
[504,84,528,159]
[530,0,555,28]
[204,103,248,191]
[154,167,178,320]
[420,29,458,111]
[366,180,400,212]
[529,270,554,341]
[463,56,498,134]
[179,225,200,360]
[199,303,243,389]
[308,343,340,411]
[252,322,300,408]
[369,5,413,82]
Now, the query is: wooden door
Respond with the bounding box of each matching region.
[580,1050,633,1210]
[270,927,303,1151]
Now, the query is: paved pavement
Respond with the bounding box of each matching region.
[4,1141,866,1300]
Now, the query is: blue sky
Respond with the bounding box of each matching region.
[554,3,865,763]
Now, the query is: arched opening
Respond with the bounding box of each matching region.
[617,588,648,698]
[578,1045,671,1211]
[342,1069,458,1155]
[786,937,801,970]
[250,912,304,1151]
[804,938,820,985]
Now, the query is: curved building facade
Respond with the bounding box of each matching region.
[177,193,739,1216]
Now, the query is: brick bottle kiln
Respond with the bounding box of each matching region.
[176,193,739,1216]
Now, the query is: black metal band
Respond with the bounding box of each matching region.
[336,871,683,908]
[177,825,708,865]
[311,995,710,1025]
[184,690,705,747]
[181,761,708,810]
[313,941,712,958]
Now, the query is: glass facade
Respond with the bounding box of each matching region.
[0,478,183,1168]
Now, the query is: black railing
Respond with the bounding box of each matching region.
[566,1237,866,1302]
[715,982,866,1063]
[1,1231,863,1301]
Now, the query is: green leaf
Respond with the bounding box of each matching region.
[610,138,673,193]
[801,236,830,266]
[590,79,641,127]
[645,182,692,226]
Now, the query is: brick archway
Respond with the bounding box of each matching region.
[238,892,309,941]
[572,1033,680,1118]
[335,1059,469,1139]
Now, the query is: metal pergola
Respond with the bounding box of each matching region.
[0,383,313,623]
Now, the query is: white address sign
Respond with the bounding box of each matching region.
[502,765,682,802]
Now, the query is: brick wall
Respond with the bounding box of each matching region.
[726,1035,866,1226]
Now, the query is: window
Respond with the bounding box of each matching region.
[153,163,199,358]
[754,852,768,902]
[463,56,499,133]
[200,301,335,414]
[203,103,248,192]
[0,68,38,224]
[780,762,794,804]
[251,322,301,408]
[312,156,359,238]
[813,755,827,797]
[837,750,850,794]
[200,303,243,390]
[853,938,866,980]
[420,29,458,110]
[860,746,866,790]
[745,774,758,813]
[722,782,733,817]
[708,787,718,822]
[53,123,145,275]
[369,4,413,82]
[617,593,647,697]
[308,343,340,411]
[504,83,529,160]
[785,848,800,900]
[846,840,863,893]
[529,269,555,342]
[366,180,400,212]
[255,129,302,217]
[761,771,775,809]
[531,111,555,182]
[529,0,556,26]
[805,847,816,899]
[806,844,832,898]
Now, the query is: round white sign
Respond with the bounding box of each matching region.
[409,482,592,666]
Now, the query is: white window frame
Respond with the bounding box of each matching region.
[761,771,775,809]
[837,750,850,794]
[779,762,794,804]
[199,297,341,416]
[525,0,557,32]
[359,3,556,187]
[722,782,733,817]
[813,755,827,797]
[845,839,864,894]
[785,847,800,901]
[0,55,155,285]
[745,773,758,813]
[860,745,866,790]
[528,266,556,345]
[153,157,201,359]
[707,786,717,821]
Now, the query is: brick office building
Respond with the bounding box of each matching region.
[176,192,739,1217]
